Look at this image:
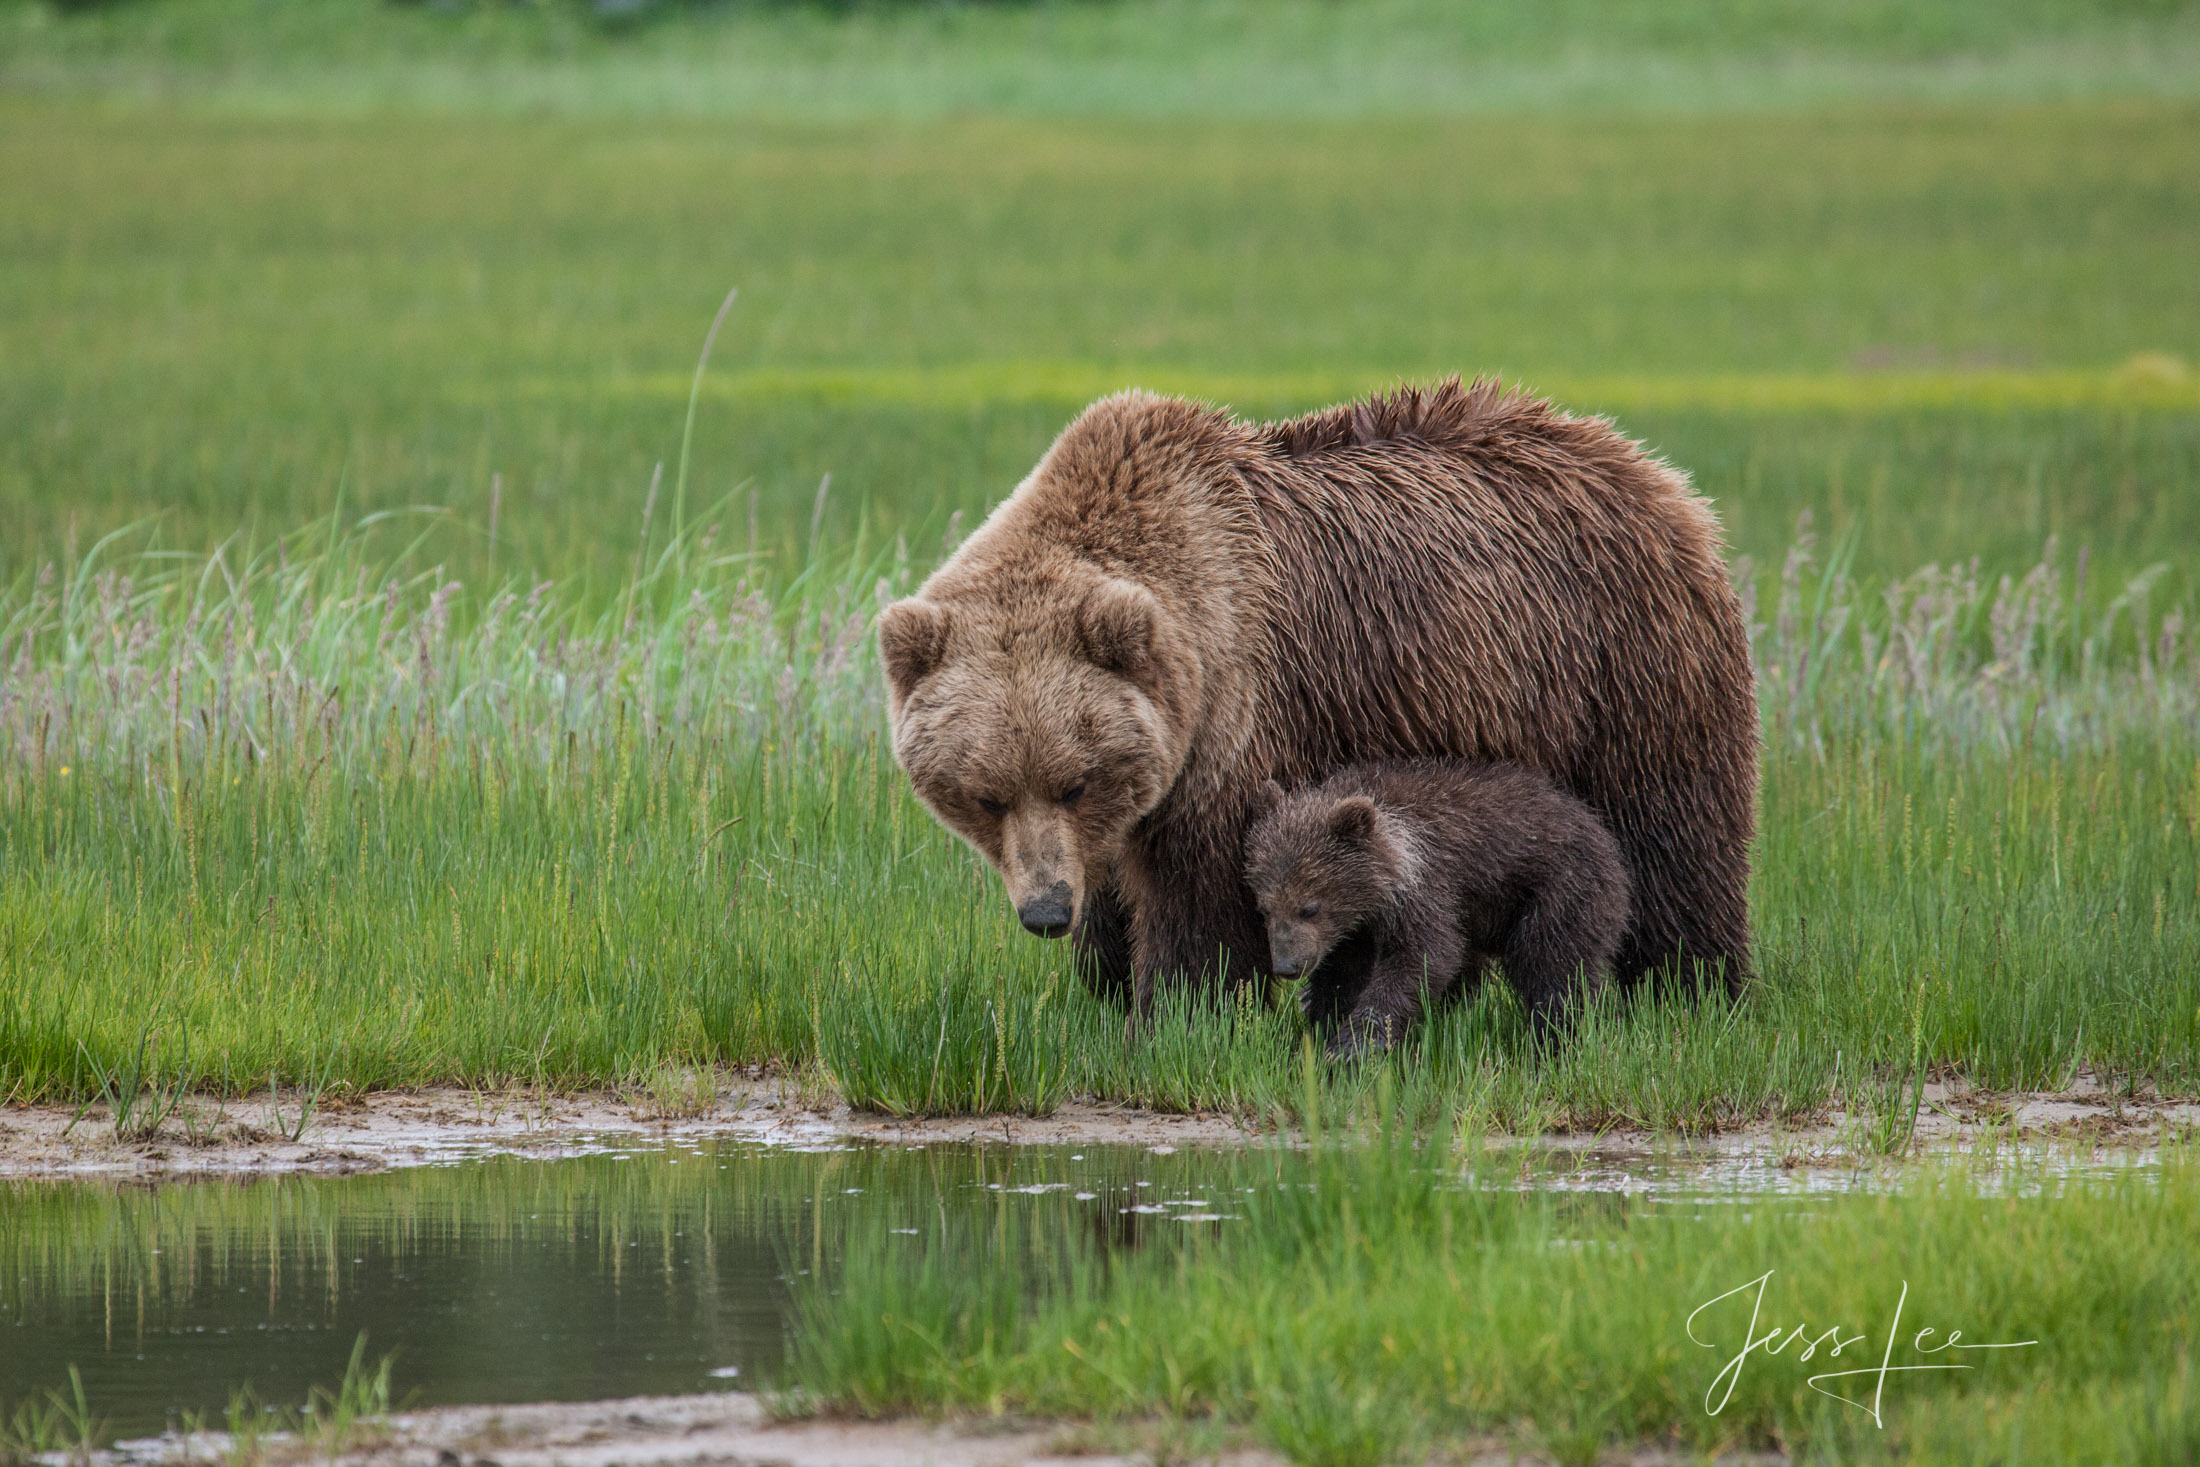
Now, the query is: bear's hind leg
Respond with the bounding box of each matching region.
[1599,760,1754,997]
[1608,814,1751,998]
[1501,862,1627,1031]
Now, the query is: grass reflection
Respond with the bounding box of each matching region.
[0,1139,1235,1435]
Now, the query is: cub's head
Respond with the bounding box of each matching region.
[1242,780,1409,977]
[879,574,1196,939]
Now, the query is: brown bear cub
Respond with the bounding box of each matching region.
[1244,761,1632,1056]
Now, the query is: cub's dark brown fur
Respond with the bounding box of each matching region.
[880,378,1757,1018]
[1245,761,1631,1054]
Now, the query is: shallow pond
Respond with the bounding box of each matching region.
[0,1136,1273,1433]
[2,1128,2146,1434]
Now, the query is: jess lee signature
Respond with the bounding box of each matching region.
[1687,1271,2037,1427]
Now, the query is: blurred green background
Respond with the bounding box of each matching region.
[3,0,2196,597]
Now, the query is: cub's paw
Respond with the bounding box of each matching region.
[1297,976,1357,1031]
[1323,1014,1402,1062]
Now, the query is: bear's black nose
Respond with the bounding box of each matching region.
[1271,956,1300,976]
[1018,883,1074,938]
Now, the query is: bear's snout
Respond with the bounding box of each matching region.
[1018,882,1076,939]
[1266,924,1316,976]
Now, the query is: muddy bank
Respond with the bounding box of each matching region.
[1,1070,2192,1180]
[102,1392,1211,1467]
[94,1390,1780,1467]
[0,1076,1261,1179]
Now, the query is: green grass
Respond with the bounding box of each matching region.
[787,1121,2200,1464]
[8,0,2200,117]
[2,519,2193,1124]
[4,103,2198,593]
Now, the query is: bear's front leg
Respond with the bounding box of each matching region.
[1123,850,1269,1030]
[1071,880,1135,1006]
[1296,925,1380,1031]
[1329,915,1465,1060]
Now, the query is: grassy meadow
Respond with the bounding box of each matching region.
[3,505,2195,1130]
[9,0,2200,118]
[3,1,2198,1127]
[5,101,2200,587]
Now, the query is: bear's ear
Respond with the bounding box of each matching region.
[1249,778,1285,822]
[1075,578,1162,682]
[1327,796,1378,846]
[878,598,951,702]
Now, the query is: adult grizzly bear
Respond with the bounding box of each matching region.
[878,378,1757,1017]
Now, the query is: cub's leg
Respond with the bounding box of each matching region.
[1297,926,1380,1030]
[1330,911,1467,1060]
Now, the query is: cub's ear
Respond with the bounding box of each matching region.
[1327,795,1378,845]
[1249,778,1286,822]
[1075,578,1163,681]
[878,598,951,703]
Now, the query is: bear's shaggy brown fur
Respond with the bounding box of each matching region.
[1244,761,1632,1055]
[879,377,1757,1017]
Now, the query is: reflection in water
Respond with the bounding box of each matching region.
[3,1130,1979,1431]
[0,1137,1250,1433]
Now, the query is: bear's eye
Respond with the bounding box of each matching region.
[976,796,1008,818]
[1059,781,1087,807]
[1298,902,1320,920]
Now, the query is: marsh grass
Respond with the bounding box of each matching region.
[637,1059,722,1120]
[11,1335,396,1466]
[785,1120,2200,1464]
[0,1368,95,1467]
[63,1019,197,1141]
[6,103,2199,592]
[0,511,2193,1124]
[11,0,2200,118]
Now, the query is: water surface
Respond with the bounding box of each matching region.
[4,1128,2139,1433]
[0,1136,1240,1433]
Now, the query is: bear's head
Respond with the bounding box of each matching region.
[1242,780,1410,977]
[879,572,1198,939]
